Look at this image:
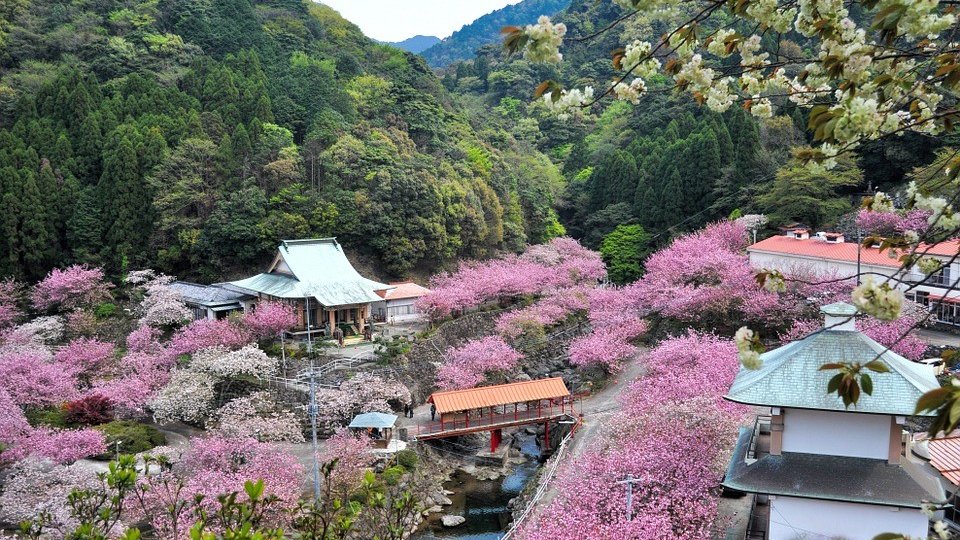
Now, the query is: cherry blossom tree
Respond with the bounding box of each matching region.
[0,344,79,406]
[54,338,116,376]
[567,319,648,372]
[316,428,375,496]
[126,269,191,327]
[495,287,590,339]
[436,336,524,390]
[242,301,298,339]
[126,325,160,353]
[313,373,412,430]
[419,238,605,319]
[168,318,252,357]
[0,387,106,464]
[0,459,100,532]
[214,392,304,443]
[190,344,277,379]
[150,369,217,425]
[31,265,112,312]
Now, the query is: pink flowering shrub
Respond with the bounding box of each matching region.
[214,392,304,443]
[419,238,605,319]
[65,309,98,336]
[181,436,304,520]
[87,350,177,418]
[0,345,79,406]
[126,325,160,353]
[31,265,112,312]
[568,319,648,372]
[168,318,252,357]
[517,331,747,540]
[317,428,375,496]
[0,387,106,464]
[495,288,590,339]
[856,208,933,236]
[55,338,115,375]
[436,336,524,390]
[779,311,927,362]
[632,221,784,330]
[622,331,744,414]
[313,373,412,430]
[517,400,740,540]
[243,301,298,339]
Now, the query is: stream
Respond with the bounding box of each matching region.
[413,436,541,540]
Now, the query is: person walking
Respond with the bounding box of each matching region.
[430,403,436,422]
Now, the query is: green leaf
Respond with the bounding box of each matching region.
[864,360,889,373]
[915,387,952,414]
[861,373,873,396]
[819,363,845,371]
[827,373,843,394]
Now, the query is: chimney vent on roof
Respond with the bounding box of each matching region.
[815,231,845,243]
[821,302,858,331]
[786,229,810,240]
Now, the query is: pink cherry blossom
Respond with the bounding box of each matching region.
[242,301,298,339]
[55,337,116,375]
[31,265,112,312]
[436,336,524,390]
[568,319,648,372]
[168,318,252,357]
[317,428,375,496]
[0,279,22,328]
[126,325,160,353]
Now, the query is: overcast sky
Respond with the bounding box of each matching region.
[318,0,523,42]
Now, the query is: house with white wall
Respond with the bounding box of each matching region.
[371,281,431,323]
[722,302,948,539]
[748,230,960,326]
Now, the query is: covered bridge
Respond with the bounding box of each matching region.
[418,377,579,451]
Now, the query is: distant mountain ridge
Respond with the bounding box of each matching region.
[383,34,441,53]
[421,0,571,68]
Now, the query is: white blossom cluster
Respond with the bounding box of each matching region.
[150,369,217,425]
[215,391,304,443]
[521,0,959,173]
[908,181,960,233]
[126,269,191,327]
[190,344,278,379]
[523,16,566,63]
[735,326,763,370]
[8,316,64,344]
[851,277,904,321]
[542,86,594,120]
[917,257,943,275]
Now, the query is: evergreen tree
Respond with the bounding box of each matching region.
[67,186,105,265]
[99,136,149,270]
[16,168,56,278]
[590,150,638,211]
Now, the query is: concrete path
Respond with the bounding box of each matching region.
[918,327,960,348]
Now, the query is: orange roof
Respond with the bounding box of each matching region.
[429,378,570,414]
[375,281,431,301]
[749,236,960,268]
[928,435,960,485]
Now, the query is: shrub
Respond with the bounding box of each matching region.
[24,406,70,429]
[94,302,117,319]
[95,420,166,456]
[381,465,405,486]
[395,448,418,470]
[65,395,115,426]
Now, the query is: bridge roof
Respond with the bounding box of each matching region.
[429,378,570,414]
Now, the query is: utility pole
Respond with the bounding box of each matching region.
[856,228,863,286]
[617,475,636,520]
[308,354,321,500]
[306,297,313,354]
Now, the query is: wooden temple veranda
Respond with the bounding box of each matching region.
[416,378,582,452]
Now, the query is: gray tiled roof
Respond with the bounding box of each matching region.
[725,324,939,416]
[228,239,393,307]
[723,428,946,507]
[170,282,252,307]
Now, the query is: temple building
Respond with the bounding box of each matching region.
[723,302,948,539]
[226,238,392,337]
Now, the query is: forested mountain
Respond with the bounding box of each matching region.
[421,0,570,68]
[0,0,565,282]
[441,0,948,256]
[383,35,439,54]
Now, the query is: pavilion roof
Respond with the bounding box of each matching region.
[723,427,946,508]
[228,238,392,307]
[348,412,398,429]
[725,305,939,416]
[429,378,570,414]
[928,434,960,486]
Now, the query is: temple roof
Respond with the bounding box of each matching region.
[170,281,253,307]
[723,428,946,508]
[725,305,939,416]
[228,239,392,307]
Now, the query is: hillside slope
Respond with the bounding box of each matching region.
[384,35,440,54]
[421,0,570,68]
[0,0,564,281]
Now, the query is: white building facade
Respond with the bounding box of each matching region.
[748,230,960,325]
[722,303,948,540]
